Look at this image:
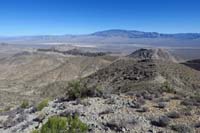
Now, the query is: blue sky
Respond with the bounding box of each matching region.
[0,0,199,35]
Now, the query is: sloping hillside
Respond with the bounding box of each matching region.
[1,53,200,133]
[1,49,200,133]
[84,57,200,96]
[0,52,114,109]
[85,58,158,93]
[128,48,177,62]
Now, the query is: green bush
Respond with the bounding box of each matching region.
[36,99,49,111]
[67,80,102,100]
[65,115,88,133]
[20,100,29,108]
[67,80,83,100]
[40,115,88,133]
[41,116,67,133]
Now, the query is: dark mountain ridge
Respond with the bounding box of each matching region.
[182,59,200,71]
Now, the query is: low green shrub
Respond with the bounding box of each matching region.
[20,100,29,108]
[41,116,67,133]
[31,129,39,133]
[67,80,102,100]
[67,80,83,100]
[65,115,88,133]
[40,115,88,133]
[36,99,49,111]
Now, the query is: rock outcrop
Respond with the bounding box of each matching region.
[128,48,177,62]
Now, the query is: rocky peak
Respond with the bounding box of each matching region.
[128,48,177,62]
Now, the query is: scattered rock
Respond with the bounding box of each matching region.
[171,124,193,133]
[194,122,200,128]
[136,107,149,113]
[33,113,45,123]
[157,102,167,109]
[99,108,114,116]
[167,111,181,119]
[59,110,80,117]
[150,116,170,127]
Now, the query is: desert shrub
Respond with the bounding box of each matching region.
[67,80,82,100]
[40,115,88,133]
[181,97,200,106]
[36,99,49,111]
[180,107,192,116]
[31,129,39,133]
[67,80,102,100]
[65,115,88,133]
[40,116,67,133]
[20,100,29,108]
[171,124,193,133]
[4,106,11,112]
[161,81,175,93]
[181,99,194,106]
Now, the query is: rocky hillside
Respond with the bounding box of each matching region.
[0,48,200,133]
[128,48,177,62]
[85,57,200,96]
[85,58,158,94]
[1,88,200,133]
[0,52,114,109]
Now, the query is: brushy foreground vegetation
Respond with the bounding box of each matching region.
[66,80,102,100]
[36,99,49,111]
[32,115,88,133]
[20,100,29,109]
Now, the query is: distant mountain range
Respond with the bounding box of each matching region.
[1,29,200,47]
[92,29,200,39]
